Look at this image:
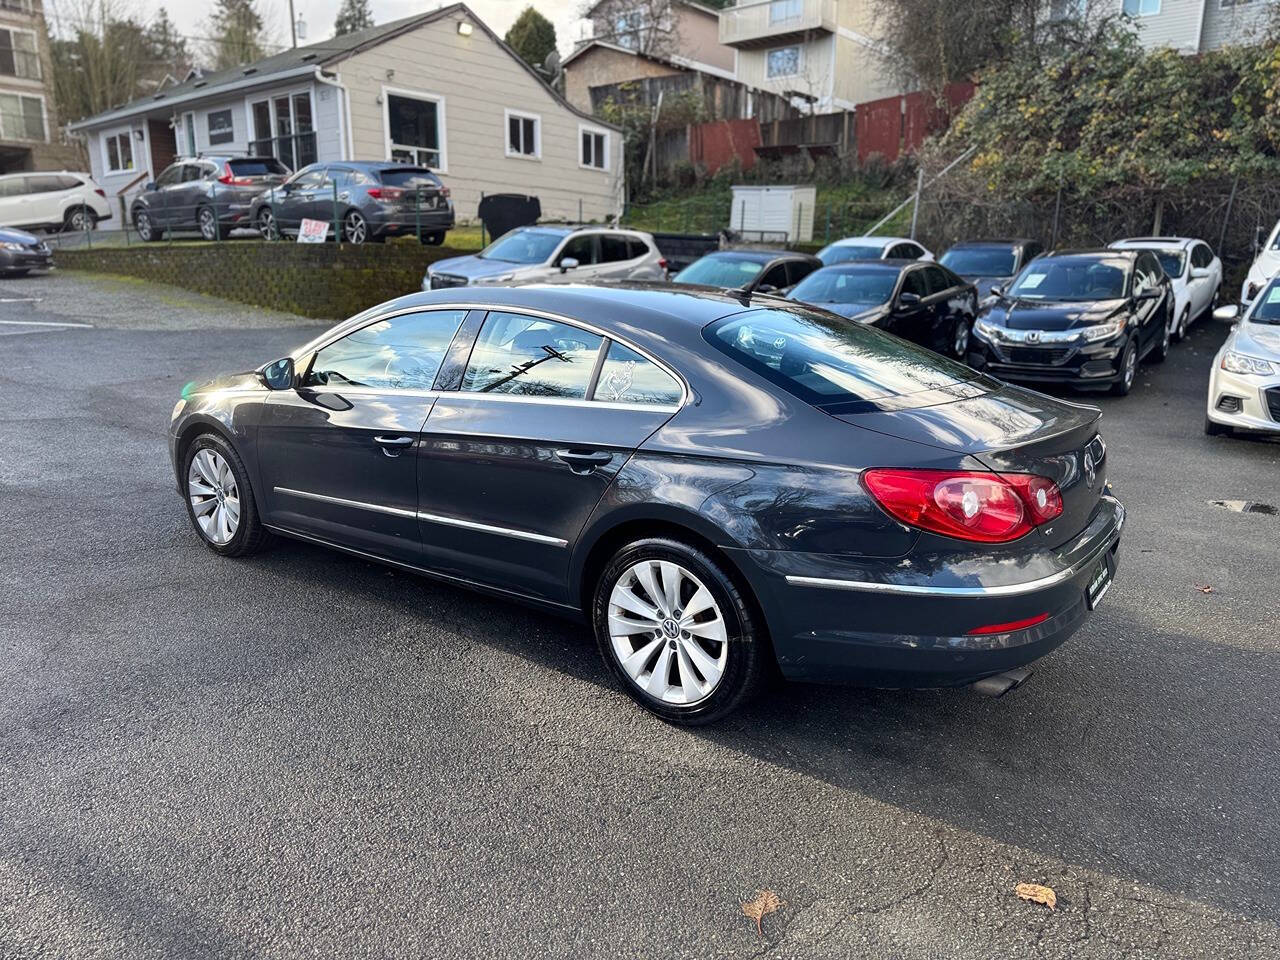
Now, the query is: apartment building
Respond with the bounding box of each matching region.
[0,0,78,172]
[717,0,902,113]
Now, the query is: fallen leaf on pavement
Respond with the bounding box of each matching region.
[1015,882,1057,911]
[1194,584,1215,594]
[742,890,784,936]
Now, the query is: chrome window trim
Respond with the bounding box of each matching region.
[291,301,690,410]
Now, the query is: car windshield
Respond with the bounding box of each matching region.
[673,255,765,287]
[379,168,440,188]
[789,268,897,306]
[477,229,566,264]
[1006,257,1129,301]
[706,306,978,410]
[818,244,884,265]
[940,247,1017,277]
[1251,283,1280,324]
[227,158,289,177]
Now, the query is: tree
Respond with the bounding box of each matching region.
[50,0,151,123]
[583,0,675,58]
[146,9,191,81]
[333,0,374,37]
[504,7,557,72]
[205,0,269,70]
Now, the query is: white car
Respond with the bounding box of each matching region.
[815,235,934,266]
[425,226,666,289]
[0,171,113,233]
[1109,236,1222,341]
[1240,219,1280,305]
[1205,278,1280,437]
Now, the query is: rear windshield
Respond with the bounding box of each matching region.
[673,255,765,287]
[789,267,897,306]
[379,168,441,188]
[227,158,289,176]
[940,247,1016,277]
[706,307,978,410]
[818,244,884,265]
[1007,257,1129,301]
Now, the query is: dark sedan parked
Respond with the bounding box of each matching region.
[0,225,52,276]
[132,155,290,242]
[169,285,1123,724]
[787,260,978,359]
[671,249,820,295]
[968,249,1172,396]
[249,162,454,245]
[940,238,1044,300]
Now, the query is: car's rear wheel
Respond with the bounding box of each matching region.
[257,207,279,241]
[953,318,972,359]
[197,206,220,241]
[64,205,96,233]
[1111,338,1138,396]
[183,433,267,557]
[1175,306,1190,342]
[593,537,768,725]
[1151,313,1172,363]
[342,210,368,244]
[134,209,161,242]
[421,231,445,246]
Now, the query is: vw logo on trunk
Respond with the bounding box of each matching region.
[1083,451,1096,489]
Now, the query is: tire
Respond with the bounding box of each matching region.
[1175,306,1190,342]
[1111,338,1138,396]
[257,207,279,241]
[1204,416,1231,437]
[342,210,369,244]
[1151,311,1172,363]
[952,318,972,359]
[197,205,220,242]
[182,432,268,557]
[420,231,445,246]
[134,209,161,242]
[592,537,768,725]
[63,205,96,233]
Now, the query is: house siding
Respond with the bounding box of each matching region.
[672,4,736,73]
[340,17,623,221]
[563,46,686,113]
[1202,0,1274,49]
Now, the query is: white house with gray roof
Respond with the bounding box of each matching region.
[69,4,624,225]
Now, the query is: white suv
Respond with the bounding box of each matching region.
[424,226,666,289]
[0,171,114,233]
[1109,236,1222,341]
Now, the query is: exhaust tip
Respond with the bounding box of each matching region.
[971,666,1033,698]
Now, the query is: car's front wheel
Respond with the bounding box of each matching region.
[593,537,768,725]
[1111,338,1138,396]
[257,207,279,241]
[134,209,161,242]
[197,206,220,241]
[182,433,268,557]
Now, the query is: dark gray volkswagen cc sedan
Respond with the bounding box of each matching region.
[169,285,1124,724]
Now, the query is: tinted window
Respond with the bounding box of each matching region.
[26,175,65,193]
[462,312,603,398]
[228,158,290,176]
[557,234,596,266]
[923,265,955,296]
[790,267,897,306]
[289,169,325,190]
[478,228,564,265]
[0,176,24,196]
[57,175,83,190]
[1152,250,1184,278]
[593,342,681,406]
[1134,253,1162,293]
[706,306,978,410]
[378,168,442,188]
[1023,242,1044,264]
[673,254,765,287]
[901,269,928,298]
[181,164,207,182]
[599,234,632,263]
[785,260,818,286]
[758,263,789,290]
[1007,257,1129,301]
[818,243,884,265]
[1192,244,1212,269]
[940,247,1017,277]
[626,237,649,259]
[156,164,183,187]
[305,310,467,390]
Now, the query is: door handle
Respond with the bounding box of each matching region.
[556,449,613,474]
[374,435,414,456]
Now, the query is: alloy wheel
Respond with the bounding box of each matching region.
[1178,308,1189,340]
[199,208,217,241]
[258,209,278,241]
[68,208,90,232]
[188,449,240,545]
[607,560,728,706]
[135,212,152,241]
[1123,341,1137,388]
[954,320,971,358]
[343,211,368,244]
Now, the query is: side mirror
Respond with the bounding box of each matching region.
[260,356,294,390]
[144,181,156,191]
[1190,267,1211,279]
[898,291,921,307]
[1213,304,1241,322]
[559,257,579,273]
[989,284,1005,298]
[755,283,778,294]
[1255,226,1268,252]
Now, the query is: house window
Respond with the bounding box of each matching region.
[769,0,803,24]
[614,11,649,49]
[506,109,540,159]
[386,90,444,169]
[103,128,134,172]
[249,92,317,171]
[580,127,607,170]
[207,108,234,145]
[1122,0,1160,14]
[766,46,801,78]
[0,29,40,80]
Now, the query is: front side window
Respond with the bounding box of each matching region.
[462,312,603,398]
[923,265,956,296]
[154,163,183,187]
[901,270,928,298]
[557,234,596,266]
[506,111,540,158]
[0,93,43,141]
[387,92,443,168]
[305,310,467,391]
[581,129,607,169]
[766,46,801,78]
[1152,250,1185,278]
[707,307,979,411]
[207,108,234,145]
[1007,257,1129,301]
[477,227,566,265]
[1122,0,1160,14]
[594,342,681,406]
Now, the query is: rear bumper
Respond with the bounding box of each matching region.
[370,208,455,237]
[730,495,1125,687]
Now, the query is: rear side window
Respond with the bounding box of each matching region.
[706,306,977,410]
[626,237,649,259]
[599,234,632,263]
[462,312,603,398]
[305,310,467,391]
[593,342,681,406]
[228,158,290,177]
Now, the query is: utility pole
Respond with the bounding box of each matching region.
[289,0,298,47]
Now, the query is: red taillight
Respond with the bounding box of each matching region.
[658,258,668,270]
[94,188,106,198]
[439,186,450,198]
[967,613,1050,636]
[218,164,253,186]
[367,186,403,201]
[861,468,1063,544]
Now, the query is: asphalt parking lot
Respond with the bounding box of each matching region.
[2,272,1279,959]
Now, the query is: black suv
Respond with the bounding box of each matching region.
[132,155,290,242]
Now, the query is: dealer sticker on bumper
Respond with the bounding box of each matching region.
[1086,554,1114,610]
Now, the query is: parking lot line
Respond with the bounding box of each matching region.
[0,318,92,327]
